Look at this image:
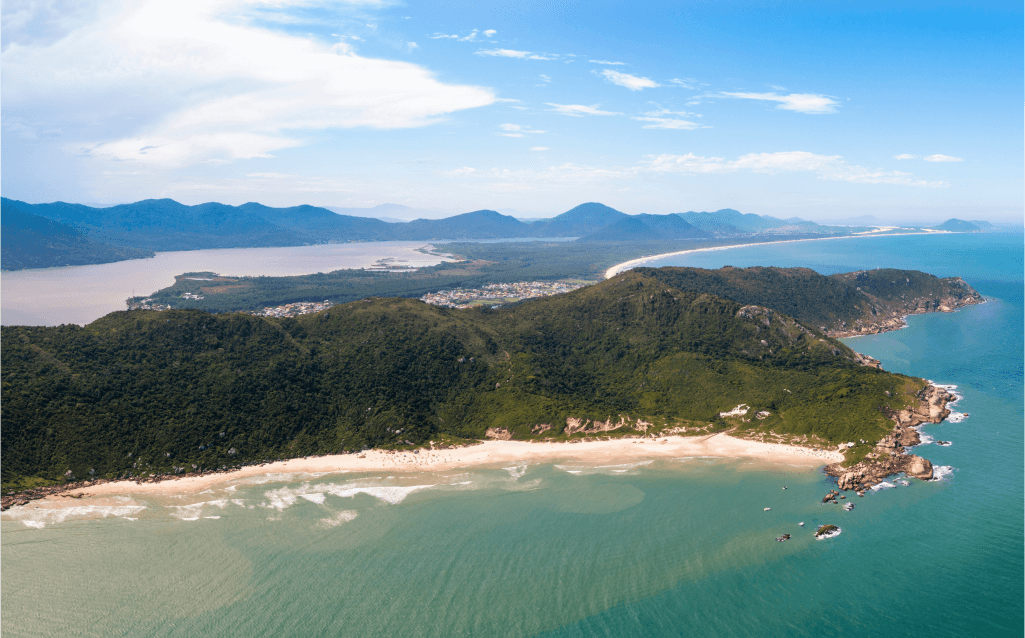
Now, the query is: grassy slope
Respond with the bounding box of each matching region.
[1,271,924,491]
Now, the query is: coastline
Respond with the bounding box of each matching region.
[603,231,950,279]
[19,434,844,504]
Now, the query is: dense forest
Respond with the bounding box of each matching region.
[2,269,926,492]
[635,266,984,334]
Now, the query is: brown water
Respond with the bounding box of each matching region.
[0,242,447,326]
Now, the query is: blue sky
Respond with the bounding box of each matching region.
[2,0,1022,222]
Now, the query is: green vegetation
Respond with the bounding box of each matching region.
[1,269,926,492]
[636,266,983,334]
[136,238,849,313]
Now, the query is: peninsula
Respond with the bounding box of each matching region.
[1,266,976,504]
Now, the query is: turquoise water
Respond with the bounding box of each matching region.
[3,233,1022,637]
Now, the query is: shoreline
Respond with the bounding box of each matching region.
[603,231,951,279]
[15,434,844,504]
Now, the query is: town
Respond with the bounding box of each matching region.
[246,300,335,318]
[420,281,588,309]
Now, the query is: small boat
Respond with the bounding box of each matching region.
[798,522,805,527]
[764,507,771,511]
[782,486,788,490]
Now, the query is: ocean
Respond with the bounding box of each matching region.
[2,232,1022,637]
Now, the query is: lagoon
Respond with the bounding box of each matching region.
[0,242,447,326]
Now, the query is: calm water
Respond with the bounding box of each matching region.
[2,233,1022,637]
[0,242,448,326]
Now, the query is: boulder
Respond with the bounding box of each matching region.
[837,470,864,491]
[905,455,934,480]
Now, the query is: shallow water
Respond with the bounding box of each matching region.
[2,232,1022,637]
[0,241,447,326]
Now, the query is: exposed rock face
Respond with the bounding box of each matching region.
[905,455,934,480]
[827,275,984,338]
[485,427,513,440]
[837,470,865,491]
[826,384,950,489]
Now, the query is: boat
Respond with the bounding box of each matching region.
[764,507,771,511]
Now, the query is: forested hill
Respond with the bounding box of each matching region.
[2,270,925,492]
[635,266,984,335]
[1,205,154,270]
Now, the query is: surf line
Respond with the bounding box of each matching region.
[603,231,954,280]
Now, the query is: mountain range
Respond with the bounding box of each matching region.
[0,198,989,271]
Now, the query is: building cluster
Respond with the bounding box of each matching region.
[181,292,205,300]
[127,298,174,311]
[421,281,587,309]
[246,300,335,318]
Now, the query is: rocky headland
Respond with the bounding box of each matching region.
[825,384,956,492]
[827,275,984,337]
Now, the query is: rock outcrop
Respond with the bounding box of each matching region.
[825,384,950,489]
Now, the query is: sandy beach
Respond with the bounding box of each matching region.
[603,230,942,279]
[51,434,844,501]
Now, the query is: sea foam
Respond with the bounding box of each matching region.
[4,504,147,529]
[930,466,955,482]
[555,460,653,475]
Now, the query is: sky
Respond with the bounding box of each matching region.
[2,0,1022,223]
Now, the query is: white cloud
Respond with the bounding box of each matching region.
[407,41,418,49]
[924,154,963,162]
[499,123,544,137]
[720,92,839,114]
[475,48,557,60]
[2,0,496,167]
[539,74,551,83]
[431,29,480,41]
[529,147,549,151]
[546,103,622,116]
[644,151,948,186]
[589,59,625,65]
[894,154,916,160]
[483,29,496,37]
[632,116,702,130]
[600,69,660,91]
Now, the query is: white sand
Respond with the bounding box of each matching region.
[59,434,843,500]
[603,231,941,279]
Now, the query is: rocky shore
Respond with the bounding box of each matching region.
[828,278,984,338]
[825,384,956,491]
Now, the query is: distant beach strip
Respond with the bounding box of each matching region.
[603,230,953,279]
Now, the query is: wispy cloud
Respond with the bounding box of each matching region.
[645,151,947,186]
[529,146,549,151]
[632,116,702,130]
[589,59,625,65]
[539,74,551,83]
[924,154,963,162]
[894,154,916,160]
[483,29,496,37]
[431,29,482,41]
[599,69,660,91]
[475,49,558,60]
[498,123,544,137]
[546,103,622,116]
[720,92,840,114]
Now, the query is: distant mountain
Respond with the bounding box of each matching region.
[395,210,530,240]
[1,202,153,270]
[932,219,981,232]
[530,203,629,237]
[325,203,452,222]
[676,209,822,235]
[239,202,393,241]
[578,213,710,242]
[968,220,996,231]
